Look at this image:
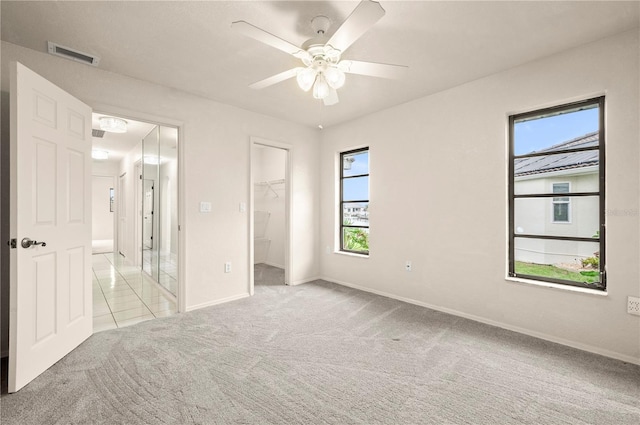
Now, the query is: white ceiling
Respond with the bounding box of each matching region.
[2,1,638,129]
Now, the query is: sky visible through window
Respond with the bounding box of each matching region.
[514,107,599,155]
[343,151,369,201]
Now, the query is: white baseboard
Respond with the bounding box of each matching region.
[320,276,640,366]
[185,292,250,312]
[290,276,321,286]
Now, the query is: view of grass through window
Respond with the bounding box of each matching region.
[510,97,604,289]
[340,148,369,254]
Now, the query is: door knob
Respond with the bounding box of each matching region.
[21,238,46,248]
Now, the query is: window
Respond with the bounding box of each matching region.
[509,97,605,290]
[340,148,369,254]
[552,183,570,223]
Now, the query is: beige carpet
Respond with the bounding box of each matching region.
[1,277,639,424]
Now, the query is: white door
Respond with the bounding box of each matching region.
[9,62,93,392]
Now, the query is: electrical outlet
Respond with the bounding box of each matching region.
[628,296,640,316]
[224,262,232,273]
[405,261,412,272]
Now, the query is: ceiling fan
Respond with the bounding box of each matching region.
[231,0,408,106]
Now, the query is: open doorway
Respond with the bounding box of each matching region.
[251,139,291,292]
[91,113,179,332]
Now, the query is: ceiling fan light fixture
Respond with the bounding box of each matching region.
[323,46,341,61]
[324,66,346,89]
[99,116,128,133]
[233,0,406,106]
[296,67,317,92]
[313,74,330,100]
[311,15,331,35]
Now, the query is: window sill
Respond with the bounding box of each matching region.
[334,250,369,259]
[505,276,607,296]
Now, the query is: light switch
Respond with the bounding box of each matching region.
[239,202,246,213]
[200,201,212,213]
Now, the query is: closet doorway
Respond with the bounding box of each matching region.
[250,139,291,292]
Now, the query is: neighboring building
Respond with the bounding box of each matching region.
[514,132,599,266]
[344,203,369,226]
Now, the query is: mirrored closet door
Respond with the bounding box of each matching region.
[142,125,179,296]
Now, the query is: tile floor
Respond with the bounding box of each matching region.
[142,250,178,296]
[93,253,177,333]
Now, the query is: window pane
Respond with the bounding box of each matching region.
[343,227,369,253]
[514,238,601,286]
[343,202,369,226]
[514,152,599,195]
[343,151,369,177]
[553,203,569,222]
[552,183,570,193]
[342,176,369,201]
[514,196,599,237]
[514,106,599,155]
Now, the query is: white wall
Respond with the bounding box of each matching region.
[1,41,320,313]
[91,160,119,247]
[92,159,119,177]
[253,145,286,268]
[117,141,143,263]
[319,30,640,363]
[91,175,114,241]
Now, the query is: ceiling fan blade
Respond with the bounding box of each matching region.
[232,21,309,60]
[326,0,385,53]
[249,68,300,90]
[340,60,408,79]
[323,88,340,106]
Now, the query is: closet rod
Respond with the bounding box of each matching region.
[254,178,285,185]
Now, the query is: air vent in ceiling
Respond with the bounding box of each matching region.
[92,129,106,138]
[47,41,100,66]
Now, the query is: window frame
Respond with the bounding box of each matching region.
[551,182,571,223]
[508,96,606,290]
[339,147,369,255]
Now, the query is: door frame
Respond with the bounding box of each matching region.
[134,160,143,268]
[117,171,127,258]
[94,105,185,313]
[249,136,292,294]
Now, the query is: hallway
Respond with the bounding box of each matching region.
[92,253,177,332]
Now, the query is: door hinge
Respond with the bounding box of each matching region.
[8,238,17,249]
